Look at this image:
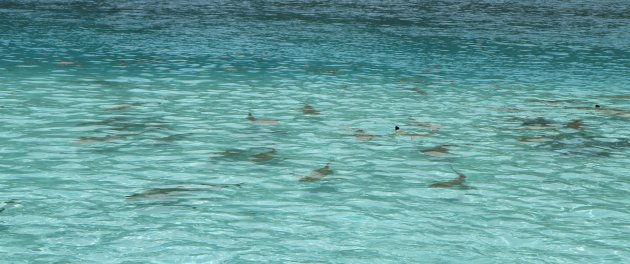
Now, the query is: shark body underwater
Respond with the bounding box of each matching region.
[126,183,242,201]
[298,163,333,182]
[429,167,471,189]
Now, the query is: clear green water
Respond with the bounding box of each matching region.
[1,1,629,263]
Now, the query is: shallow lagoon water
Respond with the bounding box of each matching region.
[1,1,630,263]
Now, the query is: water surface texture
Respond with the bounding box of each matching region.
[2,0,630,263]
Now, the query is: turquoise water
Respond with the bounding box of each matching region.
[2,0,630,263]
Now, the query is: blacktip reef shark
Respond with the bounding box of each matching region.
[211,147,279,163]
[563,104,630,118]
[518,120,585,143]
[353,128,381,141]
[395,126,434,139]
[421,145,455,157]
[99,102,159,111]
[565,119,584,129]
[519,136,555,143]
[302,104,320,115]
[0,200,18,213]
[520,117,558,130]
[496,107,527,113]
[410,88,428,95]
[249,148,278,163]
[247,112,279,125]
[544,133,630,157]
[214,148,249,159]
[596,106,630,118]
[526,99,587,104]
[429,167,471,190]
[297,163,334,182]
[153,133,194,144]
[78,116,170,133]
[126,183,242,201]
[408,117,442,132]
[598,95,630,99]
[518,127,629,156]
[78,116,130,127]
[76,131,149,144]
[76,134,119,144]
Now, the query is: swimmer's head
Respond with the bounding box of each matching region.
[395,126,400,131]
[595,104,600,108]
